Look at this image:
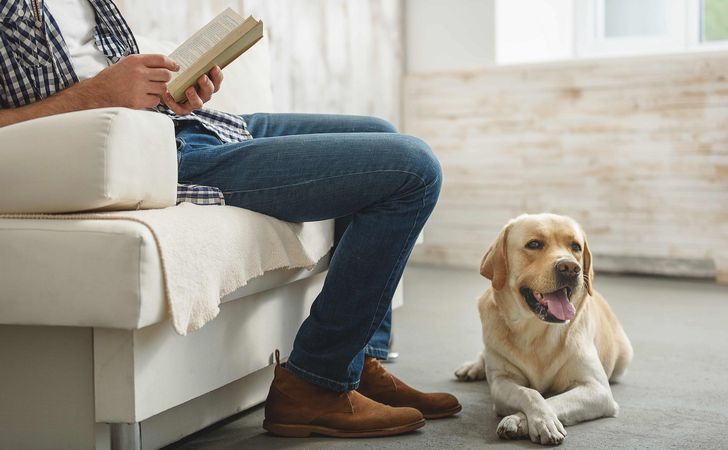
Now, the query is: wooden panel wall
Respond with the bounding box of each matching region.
[115,0,403,125]
[404,53,728,281]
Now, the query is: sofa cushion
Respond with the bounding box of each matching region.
[0,209,331,330]
[0,108,178,214]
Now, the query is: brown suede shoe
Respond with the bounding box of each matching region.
[357,357,462,419]
[263,352,425,438]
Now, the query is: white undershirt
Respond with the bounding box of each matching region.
[45,0,110,80]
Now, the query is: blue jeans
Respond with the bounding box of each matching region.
[176,113,442,392]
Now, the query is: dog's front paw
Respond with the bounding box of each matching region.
[497,413,528,440]
[454,354,486,381]
[526,410,567,445]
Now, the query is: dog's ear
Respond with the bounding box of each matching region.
[582,233,594,296]
[480,224,511,290]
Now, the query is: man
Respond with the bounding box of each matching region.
[0,0,461,438]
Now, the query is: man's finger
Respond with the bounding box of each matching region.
[147,68,174,82]
[147,81,168,96]
[185,86,204,110]
[162,92,194,116]
[197,75,214,102]
[142,94,162,109]
[209,66,223,93]
[139,54,180,71]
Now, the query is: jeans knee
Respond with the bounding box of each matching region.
[386,135,442,211]
[423,154,443,207]
[366,116,399,133]
[403,135,442,190]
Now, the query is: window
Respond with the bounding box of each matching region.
[702,0,728,41]
[576,0,728,58]
[603,0,672,37]
[575,0,688,57]
[495,0,728,65]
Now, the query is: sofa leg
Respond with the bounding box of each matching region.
[110,423,141,450]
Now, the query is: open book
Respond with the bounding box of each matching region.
[167,9,264,103]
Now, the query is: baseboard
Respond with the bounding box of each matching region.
[594,254,715,279]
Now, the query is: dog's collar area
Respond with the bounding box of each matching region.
[519,287,569,323]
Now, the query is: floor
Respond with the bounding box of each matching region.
[166,265,728,450]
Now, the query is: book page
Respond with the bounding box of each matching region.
[169,8,245,73]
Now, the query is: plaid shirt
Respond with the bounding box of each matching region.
[0,0,252,205]
[176,183,226,206]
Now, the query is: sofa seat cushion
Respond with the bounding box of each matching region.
[0,208,331,330]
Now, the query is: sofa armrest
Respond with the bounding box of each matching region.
[0,108,177,213]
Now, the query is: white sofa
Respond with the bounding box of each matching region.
[0,38,403,450]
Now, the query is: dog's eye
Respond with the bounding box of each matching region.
[526,240,544,250]
[571,242,582,252]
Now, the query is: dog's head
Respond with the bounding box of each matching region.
[480,214,594,324]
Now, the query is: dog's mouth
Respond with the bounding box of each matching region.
[519,287,575,323]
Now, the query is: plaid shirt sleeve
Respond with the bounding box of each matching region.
[0,0,250,208]
[176,184,226,206]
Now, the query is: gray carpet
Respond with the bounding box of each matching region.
[166,265,728,449]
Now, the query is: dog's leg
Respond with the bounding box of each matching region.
[546,379,619,426]
[548,352,620,425]
[454,349,486,381]
[609,329,633,383]
[488,374,566,445]
[496,411,528,439]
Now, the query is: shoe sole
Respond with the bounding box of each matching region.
[263,418,426,438]
[423,403,463,420]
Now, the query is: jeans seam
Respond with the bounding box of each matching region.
[360,174,439,346]
[220,169,428,195]
[285,359,360,391]
[175,138,186,172]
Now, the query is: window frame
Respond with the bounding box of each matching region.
[575,0,728,58]
[686,0,728,50]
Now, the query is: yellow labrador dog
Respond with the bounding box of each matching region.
[455,214,632,445]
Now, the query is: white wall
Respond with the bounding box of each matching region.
[495,0,573,64]
[116,0,403,125]
[405,0,574,71]
[405,0,495,73]
[404,52,728,280]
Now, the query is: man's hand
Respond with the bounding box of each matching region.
[0,53,181,128]
[162,66,224,116]
[0,54,222,129]
[82,54,180,109]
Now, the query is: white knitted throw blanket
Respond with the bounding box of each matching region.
[0,203,333,335]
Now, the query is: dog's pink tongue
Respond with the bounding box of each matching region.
[543,289,575,321]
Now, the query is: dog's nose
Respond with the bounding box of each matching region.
[556,260,581,279]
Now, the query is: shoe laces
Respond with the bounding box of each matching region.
[367,358,390,380]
